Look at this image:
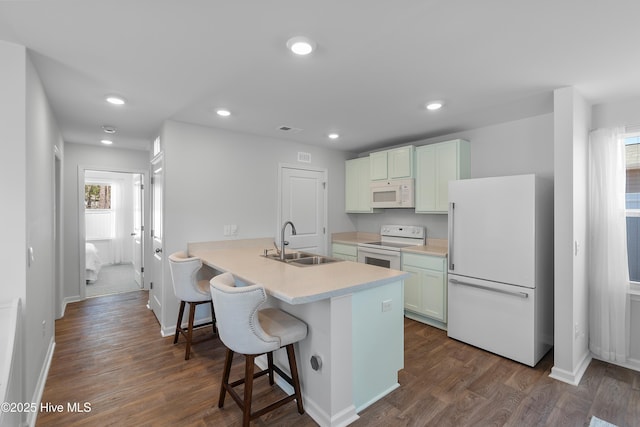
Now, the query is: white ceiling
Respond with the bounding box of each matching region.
[2,1,640,153]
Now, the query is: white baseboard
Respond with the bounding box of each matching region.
[61,296,82,317]
[549,351,592,385]
[26,336,56,427]
[161,314,214,338]
[355,382,399,413]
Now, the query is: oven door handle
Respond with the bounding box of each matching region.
[357,246,399,257]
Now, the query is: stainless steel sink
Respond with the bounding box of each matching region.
[263,251,313,261]
[289,256,341,266]
[262,251,342,266]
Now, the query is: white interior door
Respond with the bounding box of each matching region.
[132,173,144,287]
[150,156,163,320]
[279,166,327,255]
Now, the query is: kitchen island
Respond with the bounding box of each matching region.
[188,238,408,427]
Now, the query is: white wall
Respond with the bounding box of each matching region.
[551,87,591,385]
[0,41,63,426]
[24,53,63,422]
[158,120,354,332]
[62,143,150,302]
[592,97,640,129]
[356,113,554,238]
[0,41,27,308]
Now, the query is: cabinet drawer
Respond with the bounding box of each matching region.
[402,252,445,271]
[332,243,358,257]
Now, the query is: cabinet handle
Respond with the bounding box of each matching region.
[449,278,529,299]
[448,202,454,270]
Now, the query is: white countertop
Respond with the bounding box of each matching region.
[188,238,409,304]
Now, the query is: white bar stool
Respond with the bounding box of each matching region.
[209,272,307,426]
[168,251,216,360]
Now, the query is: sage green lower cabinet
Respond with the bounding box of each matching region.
[401,252,447,330]
[332,242,358,262]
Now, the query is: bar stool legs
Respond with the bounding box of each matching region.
[173,299,216,360]
[218,345,305,426]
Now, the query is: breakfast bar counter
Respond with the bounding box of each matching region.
[188,238,408,427]
[188,238,408,304]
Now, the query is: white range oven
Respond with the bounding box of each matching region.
[357,225,426,270]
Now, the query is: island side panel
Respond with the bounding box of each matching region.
[268,294,359,427]
[351,279,404,411]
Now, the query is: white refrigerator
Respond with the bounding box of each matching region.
[447,174,553,367]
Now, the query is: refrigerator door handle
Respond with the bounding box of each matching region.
[449,278,529,299]
[448,202,455,270]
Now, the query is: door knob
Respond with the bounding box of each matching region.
[155,248,163,254]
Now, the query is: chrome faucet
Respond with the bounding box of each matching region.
[280,221,297,260]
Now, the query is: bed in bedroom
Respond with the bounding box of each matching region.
[85,242,103,283]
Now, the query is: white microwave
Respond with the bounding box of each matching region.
[370,179,415,208]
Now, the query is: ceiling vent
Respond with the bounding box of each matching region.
[278,125,302,133]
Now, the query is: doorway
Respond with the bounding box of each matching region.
[278,164,328,255]
[82,169,145,298]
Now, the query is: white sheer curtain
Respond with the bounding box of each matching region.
[588,127,629,363]
[111,181,125,264]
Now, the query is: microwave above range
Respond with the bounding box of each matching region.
[370,178,415,208]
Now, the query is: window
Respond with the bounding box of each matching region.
[85,183,115,240]
[85,184,112,209]
[625,135,640,283]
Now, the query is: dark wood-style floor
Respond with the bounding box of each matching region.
[37,291,640,427]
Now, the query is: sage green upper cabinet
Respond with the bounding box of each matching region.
[369,151,388,181]
[415,139,470,213]
[370,145,415,180]
[346,157,377,213]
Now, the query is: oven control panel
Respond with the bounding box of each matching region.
[380,225,425,239]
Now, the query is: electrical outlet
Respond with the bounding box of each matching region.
[382,299,392,312]
[224,225,238,236]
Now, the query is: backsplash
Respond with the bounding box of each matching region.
[352,209,449,239]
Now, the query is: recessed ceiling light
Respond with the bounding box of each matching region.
[216,109,231,117]
[286,36,316,56]
[100,139,113,145]
[426,101,444,111]
[102,125,117,134]
[105,96,126,106]
[328,133,340,140]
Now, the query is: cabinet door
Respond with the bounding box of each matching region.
[333,253,358,262]
[415,139,469,214]
[332,243,358,262]
[435,142,459,212]
[388,146,413,179]
[415,145,436,211]
[346,157,372,212]
[403,265,422,312]
[345,159,361,212]
[370,151,388,180]
[421,269,446,321]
